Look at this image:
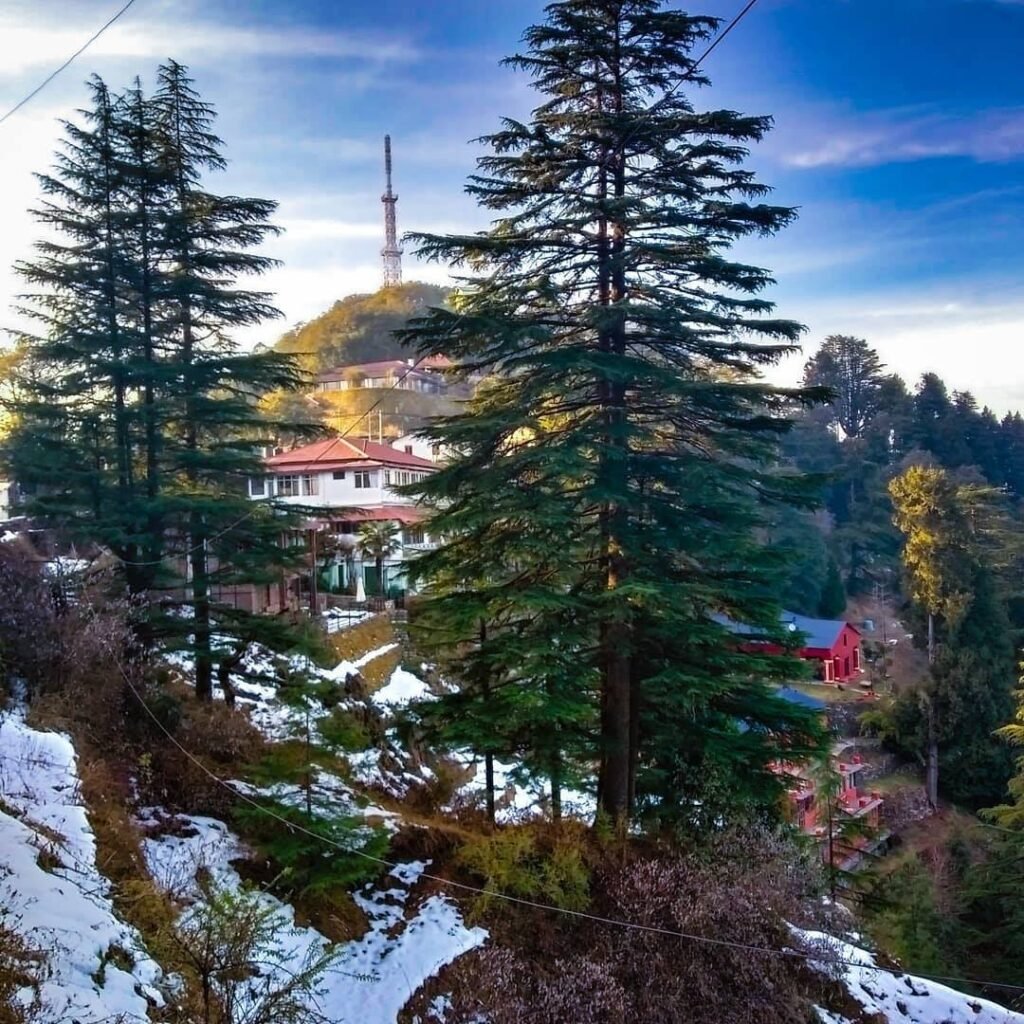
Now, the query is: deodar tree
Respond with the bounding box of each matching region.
[6,63,308,699]
[404,0,827,826]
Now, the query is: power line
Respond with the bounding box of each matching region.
[692,0,760,71]
[108,650,1024,998]
[0,0,140,128]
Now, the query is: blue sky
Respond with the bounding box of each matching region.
[2,0,1024,408]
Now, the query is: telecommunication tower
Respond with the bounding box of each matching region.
[381,134,403,287]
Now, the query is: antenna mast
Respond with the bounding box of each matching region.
[381,134,402,287]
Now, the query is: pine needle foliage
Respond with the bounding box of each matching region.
[4,63,310,699]
[401,0,828,824]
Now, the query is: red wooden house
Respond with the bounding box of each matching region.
[715,610,863,684]
[780,612,862,683]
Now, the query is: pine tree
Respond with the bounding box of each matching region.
[6,76,149,581]
[148,60,306,699]
[818,557,846,618]
[802,335,886,439]
[403,0,827,824]
[6,65,309,701]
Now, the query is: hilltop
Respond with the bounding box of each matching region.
[274,282,450,375]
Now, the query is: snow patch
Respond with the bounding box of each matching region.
[0,707,163,1021]
[373,665,433,709]
[141,812,487,1023]
[798,929,1024,1024]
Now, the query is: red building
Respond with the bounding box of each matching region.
[716,610,863,684]
[779,612,863,683]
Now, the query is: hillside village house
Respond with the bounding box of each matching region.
[315,358,448,395]
[717,610,863,684]
[247,435,439,601]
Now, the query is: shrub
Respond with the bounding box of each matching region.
[161,880,340,1024]
[0,907,46,1024]
[232,799,388,898]
[437,828,829,1024]
[457,825,590,914]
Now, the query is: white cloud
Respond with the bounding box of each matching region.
[777,106,1024,169]
[0,3,416,80]
[766,288,1024,413]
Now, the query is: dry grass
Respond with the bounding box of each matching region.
[359,648,402,692]
[328,614,395,663]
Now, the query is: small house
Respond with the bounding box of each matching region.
[715,610,863,684]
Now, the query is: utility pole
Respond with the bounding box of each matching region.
[381,134,403,287]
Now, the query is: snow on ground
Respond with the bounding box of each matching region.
[451,752,597,823]
[228,767,400,827]
[798,929,1024,1024]
[0,706,163,1022]
[323,608,375,634]
[141,811,487,1024]
[373,665,434,709]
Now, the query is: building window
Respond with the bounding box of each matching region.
[384,470,392,486]
[249,477,266,497]
[354,471,372,489]
[404,445,413,454]
[332,470,346,480]
[276,475,300,496]
[403,526,425,546]
[853,647,861,671]
[301,474,318,496]
[823,659,834,683]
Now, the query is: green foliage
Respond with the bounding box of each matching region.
[274,282,449,374]
[166,880,340,1024]
[861,854,965,977]
[818,557,847,618]
[803,334,886,440]
[317,707,370,752]
[457,827,590,913]
[864,567,1015,809]
[2,62,311,699]
[402,0,830,824]
[233,799,387,897]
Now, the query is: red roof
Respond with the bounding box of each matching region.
[321,505,425,525]
[265,436,436,472]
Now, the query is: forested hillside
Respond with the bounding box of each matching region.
[273,282,449,374]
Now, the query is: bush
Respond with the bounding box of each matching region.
[161,880,340,1024]
[232,799,388,898]
[457,825,590,914]
[435,828,829,1024]
[0,908,46,1024]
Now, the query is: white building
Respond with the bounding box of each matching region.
[250,436,439,597]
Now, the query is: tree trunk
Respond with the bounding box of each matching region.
[925,611,939,808]
[595,42,632,826]
[484,752,496,826]
[479,620,495,825]
[192,523,213,701]
[551,748,563,824]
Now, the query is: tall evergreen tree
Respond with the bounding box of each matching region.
[403,0,826,824]
[802,334,885,439]
[5,65,308,701]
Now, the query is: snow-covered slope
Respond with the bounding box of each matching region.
[0,707,163,1022]
[800,930,1023,1024]
[141,810,487,1024]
